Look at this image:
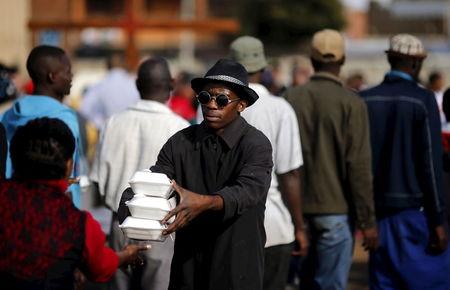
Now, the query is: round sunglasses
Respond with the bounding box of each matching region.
[197,91,240,108]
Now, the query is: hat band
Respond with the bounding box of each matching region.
[206,75,246,86]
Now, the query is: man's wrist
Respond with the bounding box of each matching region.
[295,224,308,233]
[205,195,224,211]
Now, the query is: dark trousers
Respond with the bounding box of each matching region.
[263,243,292,290]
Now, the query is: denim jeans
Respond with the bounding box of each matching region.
[300,214,353,290]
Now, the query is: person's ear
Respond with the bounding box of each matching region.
[48,71,56,84]
[65,158,73,179]
[237,100,248,112]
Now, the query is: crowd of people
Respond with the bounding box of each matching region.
[0,28,450,290]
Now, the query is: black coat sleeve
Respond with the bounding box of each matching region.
[216,135,273,221]
[117,187,134,224]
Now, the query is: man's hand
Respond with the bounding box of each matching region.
[117,244,151,267]
[292,229,309,257]
[361,227,379,251]
[73,268,86,290]
[429,225,448,253]
[162,181,223,235]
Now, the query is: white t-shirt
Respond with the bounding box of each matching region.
[90,100,189,212]
[242,83,303,248]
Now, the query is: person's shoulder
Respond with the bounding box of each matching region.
[414,84,434,98]
[359,85,380,98]
[164,111,191,128]
[285,83,311,98]
[167,124,197,142]
[267,95,298,122]
[55,107,79,129]
[242,121,272,149]
[343,87,364,103]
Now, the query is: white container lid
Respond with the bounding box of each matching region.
[126,196,173,211]
[129,170,171,186]
[120,217,165,230]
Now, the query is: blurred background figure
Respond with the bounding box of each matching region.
[168,71,197,124]
[90,57,189,290]
[442,89,450,227]
[345,72,367,92]
[80,53,139,130]
[0,63,19,114]
[427,71,446,125]
[285,29,378,290]
[291,56,313,88]
[1,45,85,209]
[267,60,288,96]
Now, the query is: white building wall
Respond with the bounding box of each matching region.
[0,0,30,74]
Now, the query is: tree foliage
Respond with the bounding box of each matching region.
[236,0,345,46]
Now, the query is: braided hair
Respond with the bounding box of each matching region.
[10,117,75,180]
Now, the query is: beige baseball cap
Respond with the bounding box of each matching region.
[230,36,268,73]
[385,34,427,59]
[311,29,345,63]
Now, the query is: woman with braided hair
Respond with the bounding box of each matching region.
[0,117,149,290]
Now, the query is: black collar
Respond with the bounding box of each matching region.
[198,116,248,149]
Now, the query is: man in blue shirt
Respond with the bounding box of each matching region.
[1,45,83,208]
[360,34,450,289]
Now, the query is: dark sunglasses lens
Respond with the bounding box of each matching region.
[197,91,211,104]
[216,94,230,107]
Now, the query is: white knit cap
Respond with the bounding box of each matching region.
[386,34,427,58]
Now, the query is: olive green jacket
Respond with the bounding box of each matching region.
[284,72,376,229]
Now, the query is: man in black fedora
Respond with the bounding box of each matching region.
[118,59,272,289]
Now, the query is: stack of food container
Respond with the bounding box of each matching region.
[119,170,176,242]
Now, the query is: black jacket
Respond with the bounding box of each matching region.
[360,72,444,225]
[120,117,273,290]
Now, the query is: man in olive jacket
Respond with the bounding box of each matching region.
[284,29,378,290]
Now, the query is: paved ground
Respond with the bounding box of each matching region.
[348,235,370,290]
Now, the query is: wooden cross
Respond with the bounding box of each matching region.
[28,0,239,69]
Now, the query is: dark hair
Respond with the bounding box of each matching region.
[10,117,75,180]
[26,45,66,84]
[387,54,421,70]
[136,57,172,96]
[311,58,344,72]
[443,89,450,122]
[428,71,442,85]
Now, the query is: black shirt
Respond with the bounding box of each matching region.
[122,116,272,290]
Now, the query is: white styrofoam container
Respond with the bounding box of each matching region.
[119,217,167,241]
[126,195,176,222]
[128,170,173,198]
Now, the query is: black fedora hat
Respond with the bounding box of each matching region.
[191,59,259,106]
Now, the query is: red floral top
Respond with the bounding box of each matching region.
[0,179,118,288]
